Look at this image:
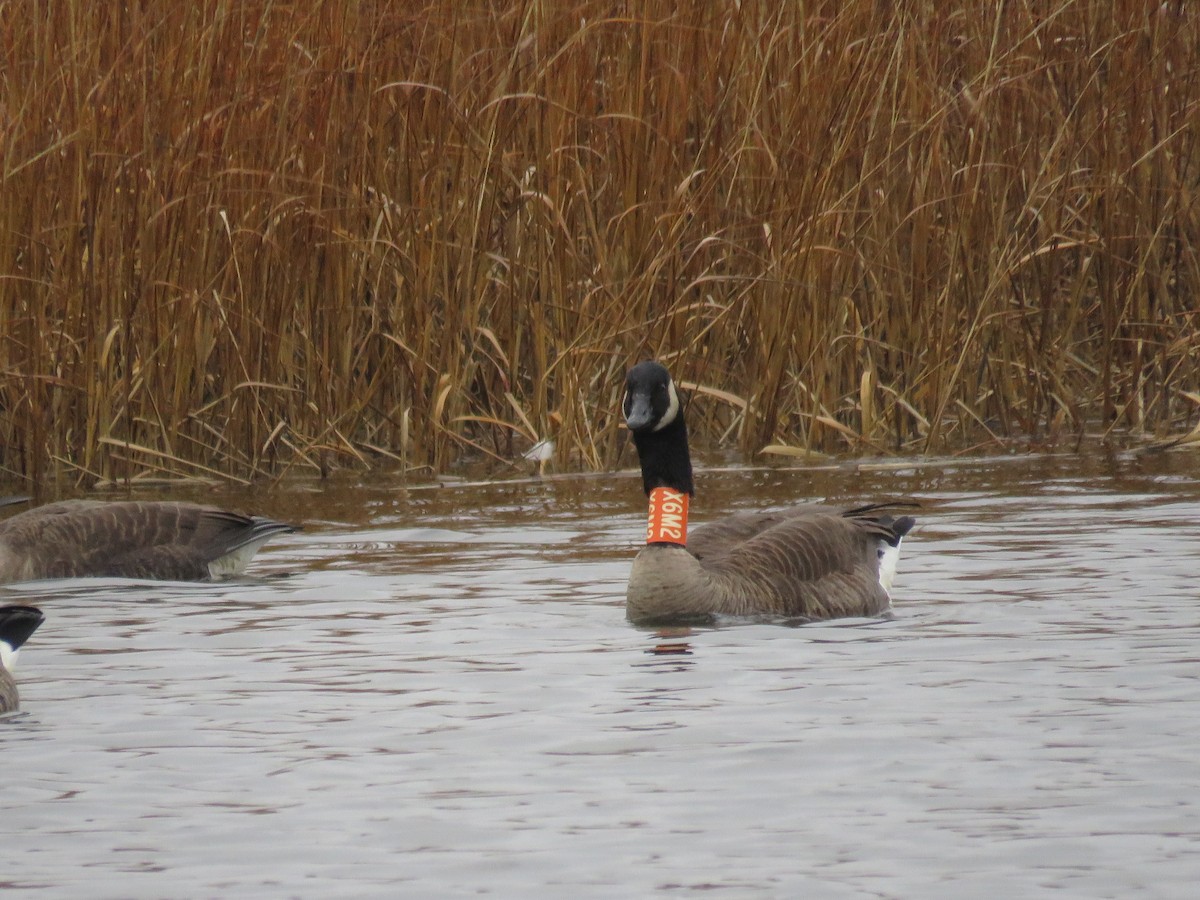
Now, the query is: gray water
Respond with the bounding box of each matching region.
[3,452,1200,898]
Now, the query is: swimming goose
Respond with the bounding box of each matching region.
[622,360,916,624]
[0,500,297,584]
[0,605,44,714]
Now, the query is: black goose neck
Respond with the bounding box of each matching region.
[632,413,694,496]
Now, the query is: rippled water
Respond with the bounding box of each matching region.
[4,451,1200,898]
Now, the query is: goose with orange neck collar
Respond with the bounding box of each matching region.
[622,360,916,625]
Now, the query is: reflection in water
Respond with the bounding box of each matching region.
[646,626,695,658]
[646,640,693,656]
[4,451,1200,897]
[642,630,695,673]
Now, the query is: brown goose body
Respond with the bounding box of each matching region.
[628,502,914,623]
[1,605,44,714]
[622,361,915,625]
[0,500,297,584]
[0,665,14,713]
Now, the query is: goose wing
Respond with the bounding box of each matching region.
[693,503,914,618]
[687,504,842,563]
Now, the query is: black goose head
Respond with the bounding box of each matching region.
[0,605,44,669]
[623,361,694,496]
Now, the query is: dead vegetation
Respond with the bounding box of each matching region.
[2,1,1198,484]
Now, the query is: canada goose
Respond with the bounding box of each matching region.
[622,360,916,624]
[0,500,297,584]
[0,605,44,714]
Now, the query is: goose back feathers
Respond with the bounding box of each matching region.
[623,361,915,624]
[1,605,43,714]
[0,500,297,584]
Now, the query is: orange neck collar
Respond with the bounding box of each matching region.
[646,487,689,545]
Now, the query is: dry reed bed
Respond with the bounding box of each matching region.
[1,1,1197,484]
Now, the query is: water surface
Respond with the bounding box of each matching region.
[4,452,1200,897]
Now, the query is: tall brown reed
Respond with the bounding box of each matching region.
[2,1,1197,484]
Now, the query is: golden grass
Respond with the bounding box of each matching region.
[2,1,1198,483]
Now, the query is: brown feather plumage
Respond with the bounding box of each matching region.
[0,500,296,584]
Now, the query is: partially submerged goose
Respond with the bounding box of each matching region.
[622,361,916,625]
[1,605,44,714]
[0,500,297,584]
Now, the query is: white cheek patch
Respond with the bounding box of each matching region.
[877,540,902,593]
[652,381,681,432]
[1,640,17,674]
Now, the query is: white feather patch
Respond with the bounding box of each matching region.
[653,380,681,432]
[207,537,275,578]
[877,540,903,593]
[1,639,17,674]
